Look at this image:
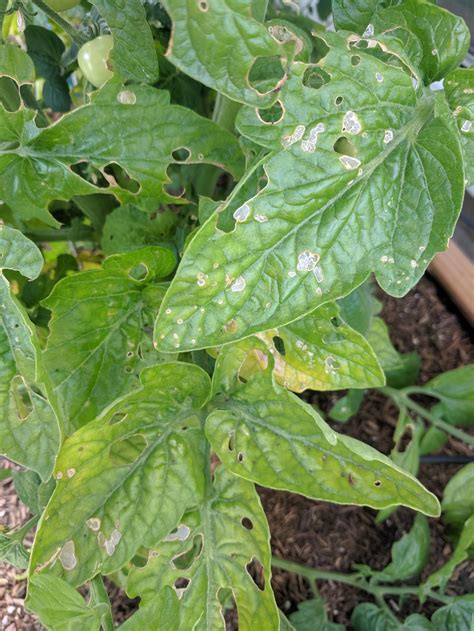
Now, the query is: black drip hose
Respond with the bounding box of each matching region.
[420,455,474,464]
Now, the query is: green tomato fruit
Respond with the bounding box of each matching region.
[78,35,114,89]
[44,0,81,10]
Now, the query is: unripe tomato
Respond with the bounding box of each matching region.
[78,35,114,88]
[44,0,81,10]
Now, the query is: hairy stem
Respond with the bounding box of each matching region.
[271,557,453,606]
[381,387,474,447]
[90,576,114,631]
[31,0,87,45]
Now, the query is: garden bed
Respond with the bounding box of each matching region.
[1,273,473,630]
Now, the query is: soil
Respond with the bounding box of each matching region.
[1,274,473,630]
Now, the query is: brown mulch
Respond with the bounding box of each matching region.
[1,274,473,629]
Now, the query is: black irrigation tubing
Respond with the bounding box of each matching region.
[420,455,474,464]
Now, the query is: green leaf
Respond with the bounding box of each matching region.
[0,42,35,84]
[155,32,464,352]
[419,422,447,456]
[1,79,244,225]
[425,365,474,427]
[0,531,30,569]
[431,597,474,631]
[329,389,365,423]
[42,247,177,433]
[30,363,211,586]
[26,574,106,631]
[442,463,474,531]
[161,0,287,106]
[375,514,430,581]
[352,604,432,631]
[422,515,474,596]
[101,205,178,256]
[88,0,159,84]
[290,597,345,630]
[351,603,398,631]
[206,338,440,516]
[337,281,375,336]
[126,468,279,631]
[24,25,71,113]
[119,586,179,631]
[12,469,54,516]
[368,318,420,388]
[333,0,469,83]
[253,303,384,392]
[445,68,474,187]
[0,226,60,480]
[370,1,470,83]
[332,0,378,33]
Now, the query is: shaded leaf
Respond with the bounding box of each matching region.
[425,365,474,427]
[43,247,177,433]
[290,596,345,630]
[375,514,430,581]
[1,79,244,225]
[126,468,279,631]
[0,532,30,569]
[368,317,420,388]
[329,389,365,423]
[155,32,464,351]
[206,339,440,515]
[352,604,432,630]
[442,463,474,531]
[30,363,210,586]
[0,226,60,479]
[26,574,106,631]
[431,597,474,631]
[422,515,474,596]
[101,205,178,256]
[89,0,159,84]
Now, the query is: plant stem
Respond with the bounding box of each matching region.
[381,387,474,447]
[90,576,114,631]
[11,515,39,540]
[271,557,454,606]
[31,0,87,45]
[194,93,241,199]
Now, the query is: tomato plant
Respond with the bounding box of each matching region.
[0,0,473,629]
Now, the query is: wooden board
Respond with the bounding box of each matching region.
[429,241,474,325]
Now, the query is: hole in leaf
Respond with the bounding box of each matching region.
[0,76,21,112]
[272,336,286,356]
[228,431,236,452]
[109,434,148,466]
[128,263,149,281]
[335,96,343,106]
[241,517,253,530]
[333,137,357,157]
[331,317,341,328]
[103,163,140,193]
[108,412,127,426]
[70,161,110,188]
[198,0,208,11]
[256,100,284,124]
[302,67,331,90]
[311,37,330,63]
[131,554,148,568]
[351,55,361,66]
[246,558,265,591]
[374,480,382,487]
[172,147,191,162]
[11,377,33,421]
[172,534,203,570]
[238,452,245,462]
[174,576,190,590]
[164,181,186,198]
[248,55,285,95]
